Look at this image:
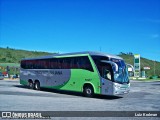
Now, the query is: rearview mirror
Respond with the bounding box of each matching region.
[101,60,119,73]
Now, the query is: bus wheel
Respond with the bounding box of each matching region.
[34,81,40,90]
[83,85,94,97]
[28,80,34,89]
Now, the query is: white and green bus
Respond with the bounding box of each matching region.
[20,51,130,97]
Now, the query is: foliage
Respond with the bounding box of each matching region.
[0,47,54,75]
[0,47,53,63]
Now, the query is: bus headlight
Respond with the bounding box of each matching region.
[114,85,121,89]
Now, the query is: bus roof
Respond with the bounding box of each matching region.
[22,51,123,60]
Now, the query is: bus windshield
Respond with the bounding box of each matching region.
[110,58,129,84]
[91,55,129,84]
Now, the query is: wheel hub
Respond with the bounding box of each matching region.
[86,88,91,94]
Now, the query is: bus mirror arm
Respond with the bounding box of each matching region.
[126,64,134,72]
[101,60,119,73]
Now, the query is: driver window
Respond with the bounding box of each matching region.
[103,68,111,80]
[97,63,113,80]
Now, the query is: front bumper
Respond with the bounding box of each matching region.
[113,83,130,95]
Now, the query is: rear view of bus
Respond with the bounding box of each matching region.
[91,53,130,96]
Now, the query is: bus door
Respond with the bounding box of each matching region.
[99,61,118,95]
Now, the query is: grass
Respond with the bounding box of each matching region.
[130,77,160,81]
[0,63,20,67]
[136,79,160,82]
[0,47,53,63]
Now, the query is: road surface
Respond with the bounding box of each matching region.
[0,80,159,120]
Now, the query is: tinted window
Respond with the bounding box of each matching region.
[21,56,93,72]
[91,55,109,65]
[91,56,109,69]
[97,62,113,80]
[91,55,113,79]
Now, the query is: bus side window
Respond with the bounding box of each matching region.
[50,58,58,69]
[70,58,74,68]
[58,58,64,69]
[65,58,72,69]
[102,67,111,80]
[74,57,79,68]
[98,63,113,80]
[77,56,93,72]
[21,60,26,69]
[38,60,42,69]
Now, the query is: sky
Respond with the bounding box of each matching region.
[0,0,160,61]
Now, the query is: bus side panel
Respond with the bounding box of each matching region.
[20,69,72,88]
[59,69,100,94]
[20,54,101,94]
[20,78,28,86]
[59,55,101,94]
[20,68,101,94]
[49,55,101,94]
[20,69,31,86]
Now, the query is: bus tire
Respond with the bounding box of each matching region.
[28,80,34,89]
[34,81,40,90]
[83,85,94,97]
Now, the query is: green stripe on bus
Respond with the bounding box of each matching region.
[20,79,28,85]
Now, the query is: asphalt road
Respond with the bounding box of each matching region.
[0,79,160,120]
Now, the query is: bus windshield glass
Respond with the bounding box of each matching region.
[110,58,129,84]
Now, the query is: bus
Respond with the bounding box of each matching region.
[20,51,130,97]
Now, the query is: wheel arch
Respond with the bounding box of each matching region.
[82,82,95,93]
[28,79,33,83]
[34,79,40,83]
